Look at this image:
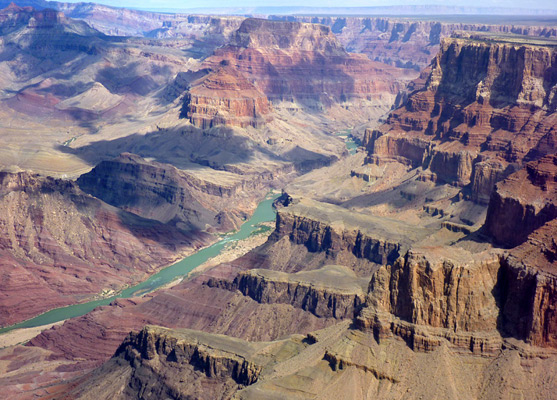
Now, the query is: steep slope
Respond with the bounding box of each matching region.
[274,15,557,70]
[182,18,412,129]
[364,32,557,206]
[484,154,557,247]
[77,153,277,232]
[0,171,210,327]
[185,65,273,129]
[1,11,556,400]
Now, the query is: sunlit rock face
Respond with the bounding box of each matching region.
[364,33,557,205]
[183,18,409,129]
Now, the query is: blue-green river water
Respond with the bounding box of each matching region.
[0,193,280,334]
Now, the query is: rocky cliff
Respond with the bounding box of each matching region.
[498,219,557,348]
[207,265,367,319]
[2,12,557,400]
[45,5,557,72]
[364,33,557,204]
[0,170,209,326]
[184,65,273,129]
[273,195,433,266]
[182,18,409,129]
[77,153,270,232]
[273,15,557,70]
[66,326,264,399]
[208,18,407,104]
[118,326,262,385]
[484,154,557,247]
[358,248,504,354]
[358,236,557,352]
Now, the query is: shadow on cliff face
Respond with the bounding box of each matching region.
[491,259,537,343]
[0,17,111,81]
[57,125,303,173]
[57,124,336,174]
[95,62,173,96]
[433,42,557,112]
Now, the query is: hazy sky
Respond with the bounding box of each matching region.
[60,0,557,11]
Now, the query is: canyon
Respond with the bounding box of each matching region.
[0,2,555,400]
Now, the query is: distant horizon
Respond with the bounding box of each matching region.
[55,1,557,13]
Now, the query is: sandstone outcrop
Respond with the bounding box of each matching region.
[358,248,504,354]
[209,18,407,103]
[497,219,557,348]
[364,33,557,204]
[119,326,262,385]
[184,65,273,129]
[67,326,265,400]
[484,154,557,247]
[273,15,557,70]
[208,265,368,319]
[273,195,433,266]
[358,241,557,351]
[50,5,557,72]
[367,248,501,332]
[2,10,557,400]
[69,319,557,400]
[183,18,410,128]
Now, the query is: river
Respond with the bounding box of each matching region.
[0,192,280,334]
[336,129,358,155]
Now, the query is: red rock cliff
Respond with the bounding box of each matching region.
[184,18,409,128]
[364,33,557,204]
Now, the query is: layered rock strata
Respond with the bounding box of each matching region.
[77,153,268,232]
[357,248,504,354]
[272,15,557,70]
[207,265,368,319]
[209,18,407,103]
[273,195,433,266]
[484,154,557,247]
[498,218,557,348]
[364,33,557,204]
[118,326,262,385]
[185,65,272,129]
[183,18,410,128]
[358,240,557,352]
[66,326,267,400]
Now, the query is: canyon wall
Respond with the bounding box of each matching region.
[273,15,557,70]
[364,33,557,205]
[67,326,263,399]
[77,153,273,232]
[207,265,367,319]
[0,170,209,326]
[272,195,432,266]
[358,246,557,352]
[484,154,557,247]
[182,18,409,129]
[185,65,273,129]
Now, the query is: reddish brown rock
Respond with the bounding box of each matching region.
[484,154,557,247]
[364,33,557,203]
[183,18,411,128]
[185,65,272,129]
[209,18,408,103]
[207,265,368,320]
[499,236,557,349]
[276,15,557,71]
[0,171,210,326]
[357,247,504,354]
